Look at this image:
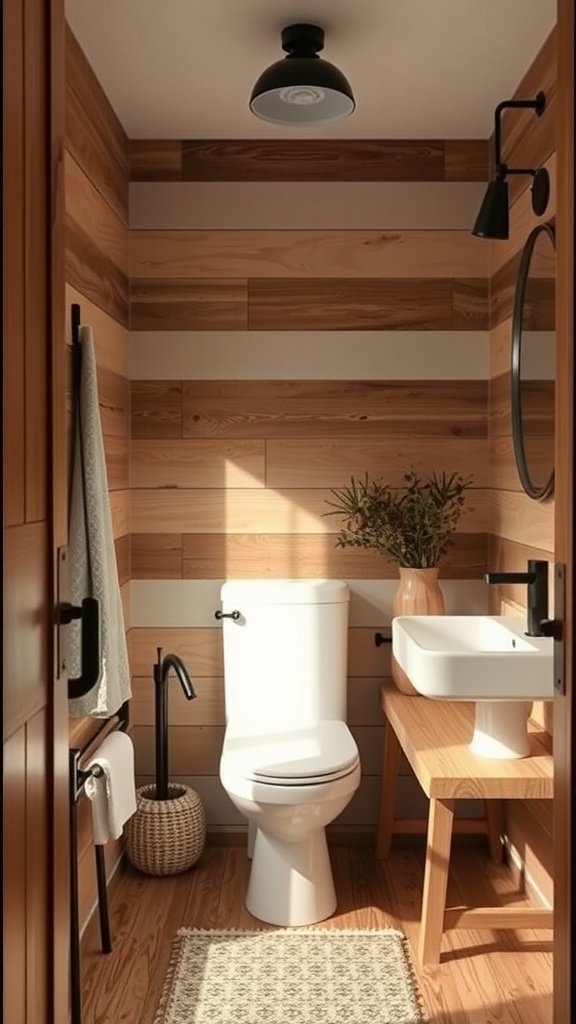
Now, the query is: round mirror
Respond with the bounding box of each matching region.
[511,222,556,500]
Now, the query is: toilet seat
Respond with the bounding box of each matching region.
[222,721,359,787]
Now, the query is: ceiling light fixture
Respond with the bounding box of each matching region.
[249,23,355,127]
[472,91,550,240]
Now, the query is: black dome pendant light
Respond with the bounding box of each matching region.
[250,24,355,127]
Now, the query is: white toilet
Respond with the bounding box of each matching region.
[218,578,361,927]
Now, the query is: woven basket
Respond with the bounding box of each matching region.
[125,783,206,876]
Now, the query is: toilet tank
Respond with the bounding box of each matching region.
[219,579,349,729]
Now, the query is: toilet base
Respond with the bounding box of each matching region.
[246,827,336,926]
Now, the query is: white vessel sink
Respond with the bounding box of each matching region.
[392,615,554,758]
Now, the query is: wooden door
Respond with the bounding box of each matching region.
[3,0,68,1021]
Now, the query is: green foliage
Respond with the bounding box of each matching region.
[324,469,473,568]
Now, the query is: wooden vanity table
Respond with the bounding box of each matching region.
[377,680,554,964]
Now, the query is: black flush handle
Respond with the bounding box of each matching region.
[60,597,101,699]
[374,631,392,647]
[215,609,241,621]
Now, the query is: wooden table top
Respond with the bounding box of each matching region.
[381,680,554,801]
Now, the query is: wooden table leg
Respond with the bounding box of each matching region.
[418,797,454,965]
[376,720,401,859]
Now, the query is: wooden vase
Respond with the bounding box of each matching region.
[391,567,445,695]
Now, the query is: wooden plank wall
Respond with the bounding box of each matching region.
[129,137,492,837]
[488,28,556,906]
[65,25,130,925]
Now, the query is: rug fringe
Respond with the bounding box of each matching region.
[176,925,410,938]
[153,930,186,1024]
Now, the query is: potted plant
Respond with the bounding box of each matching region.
[324,469,473,693]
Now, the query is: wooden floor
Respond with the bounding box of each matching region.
[80,841,553,1024]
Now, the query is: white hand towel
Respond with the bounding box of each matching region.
[84,732,137,845]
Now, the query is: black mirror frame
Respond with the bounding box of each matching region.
[511,221,556,501]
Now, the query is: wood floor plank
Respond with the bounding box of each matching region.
[80,843,552,1024]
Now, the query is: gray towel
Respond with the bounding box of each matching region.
[68,325,131,717]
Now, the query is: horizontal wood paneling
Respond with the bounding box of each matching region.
[130,675,225,727]
[444,140,491,182]
[110,489,130,540]
[452,278,491,330]
[491,247,555,331]
[65,284,129,378]
[97,366,130,439]
[131,379,488,440]
[66,24,129,224]
[129,140,183,181]
[248,278,488,331]
[66,153,128,275]
[130,380,182,438]
[133,724,225,776]
[114,534,131,587]
[130,279,248,331]
[104,436,130,491]
[130,436,486,490]
[129,532,487,580]
[490,317,513,379]
[131,278,489,333]
[130,439,266,489]
[177,380,488,440]
[179,533,488,581]
[131,487,488,535]
[66,215,129,327]
[488,534,555,588]
[489,489,554,551]
[265,437,489,488]
[132,534,183,579]
[129,628,223,678]
[129,139,489,183]
[130,230,488,279]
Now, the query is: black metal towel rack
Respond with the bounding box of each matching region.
[68,300,130,1024]
[70,700,130,1024]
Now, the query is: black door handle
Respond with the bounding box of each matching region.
[214,609,241,621]
[60,598,101,698]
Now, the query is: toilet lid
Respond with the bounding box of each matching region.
[224,722,359,786]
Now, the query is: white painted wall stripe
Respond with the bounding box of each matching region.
[130,330,489,380]
[129,181,486,230]
[130,578,489,628]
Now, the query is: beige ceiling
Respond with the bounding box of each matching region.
[65,0,556,140]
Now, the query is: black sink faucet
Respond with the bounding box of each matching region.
[485,559,549,637]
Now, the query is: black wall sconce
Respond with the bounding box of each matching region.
[472,91,550,240]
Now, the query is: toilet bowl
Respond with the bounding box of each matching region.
[217,579,361,926]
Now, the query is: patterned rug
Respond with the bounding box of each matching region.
[154,927,425,1024]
